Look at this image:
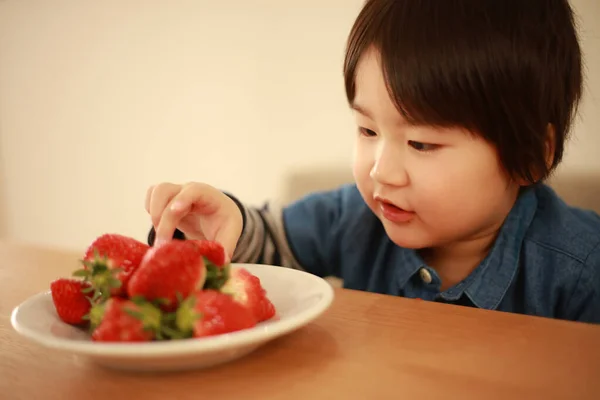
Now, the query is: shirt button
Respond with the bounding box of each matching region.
[419,267,433,284]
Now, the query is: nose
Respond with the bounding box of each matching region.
[369,141,409,187]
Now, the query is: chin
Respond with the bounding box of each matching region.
[379,218,438,250]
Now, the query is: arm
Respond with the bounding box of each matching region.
[147,185,361,278]
[231,187,354,277]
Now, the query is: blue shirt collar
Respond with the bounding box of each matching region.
[396,187,539,310]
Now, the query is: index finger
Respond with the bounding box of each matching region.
[154,197,191,246]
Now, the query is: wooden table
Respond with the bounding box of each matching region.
[1,240,599,400]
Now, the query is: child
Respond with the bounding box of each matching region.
[145,0,600,323]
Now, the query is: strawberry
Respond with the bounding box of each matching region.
[74,233,150,299]
[191,240,227,267]
[173,290,256,338]
[91,297,162,342]
[50,278,94,325]
[127,240,207,310]
[220,268,276,322]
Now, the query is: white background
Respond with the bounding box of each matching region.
[0,0,598,252]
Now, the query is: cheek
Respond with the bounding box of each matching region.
[411,148,513,219]
[352,140,373,180]
[352,141,376,202]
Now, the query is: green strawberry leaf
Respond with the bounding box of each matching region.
[154,297,171,306]
[87,303,106,330]
[124,309,145,320]
[91,290,104,302]
[72,269,89,278]
[161,325,192,340]
[174,296,200,335]
[130,295,147,305]
[203,263,230,290]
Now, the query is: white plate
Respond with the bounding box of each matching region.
[11,263,335,372]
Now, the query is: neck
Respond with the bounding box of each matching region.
[419,226,502,291]
[420,182,523,291]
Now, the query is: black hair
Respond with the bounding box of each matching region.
[344,0,583,183]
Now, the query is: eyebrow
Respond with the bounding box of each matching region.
[350,102,374,119]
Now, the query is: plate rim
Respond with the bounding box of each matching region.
[10,263,335,357]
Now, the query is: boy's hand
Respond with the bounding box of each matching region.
[145,182,243,261]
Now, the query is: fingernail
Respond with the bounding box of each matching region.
[154,238,165,247]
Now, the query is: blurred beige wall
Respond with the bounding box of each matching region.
[0,0,598,252]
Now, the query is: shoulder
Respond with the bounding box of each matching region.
[282,183,381,247]
[522,184,600,322]
[292,183,365,205]
[283,183,370,222]
[281,183,383,277]
[525,184,600,262]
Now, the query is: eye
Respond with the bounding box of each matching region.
[358,127,377,137]
[408,140,439,152]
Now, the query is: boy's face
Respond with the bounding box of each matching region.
[352,48,521,250]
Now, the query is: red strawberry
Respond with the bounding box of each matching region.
[191,240,227,267]
[220,268,276,322]
[50,278,94,325]
[174,290,256,338]
[91,297,162,342]
[127,240,207,310]
[76,233,150,298]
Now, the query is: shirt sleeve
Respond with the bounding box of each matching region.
[231,187,352,278]
[564,243,600,324]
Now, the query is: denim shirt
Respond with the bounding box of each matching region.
[282,183,600,323]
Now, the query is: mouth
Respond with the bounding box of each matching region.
[374,195,415,223]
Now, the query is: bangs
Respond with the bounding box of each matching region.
[344,0,518,129]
